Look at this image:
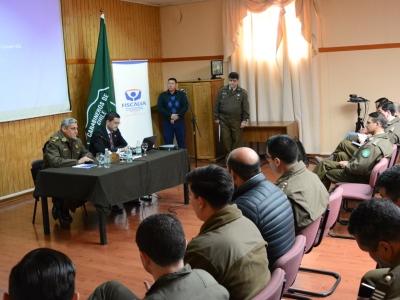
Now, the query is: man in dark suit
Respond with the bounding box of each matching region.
[89,111,129,212]
[89,111,128,155]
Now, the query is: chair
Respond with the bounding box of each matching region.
[337,157,389,224]
[271,235,307,297]
[252,268,286,300]
[31,159,88,224]
[287,187,343,298]
[31,159,44,224]
[388,144,400,167]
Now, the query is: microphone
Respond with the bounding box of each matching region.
[98,134,110,142]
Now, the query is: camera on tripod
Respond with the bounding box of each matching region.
[349,94,368,103]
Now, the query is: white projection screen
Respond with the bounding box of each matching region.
[0,0,71,122]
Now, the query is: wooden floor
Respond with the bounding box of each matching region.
[0,158,376,299]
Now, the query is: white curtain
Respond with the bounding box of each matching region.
[223,0,321,154]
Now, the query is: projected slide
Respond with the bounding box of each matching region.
[0,0,71,122]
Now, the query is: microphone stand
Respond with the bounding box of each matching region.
[182,89,202,168]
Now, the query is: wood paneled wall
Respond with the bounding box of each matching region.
[0,0,163,198]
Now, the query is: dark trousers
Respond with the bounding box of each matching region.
[162,119,186,149]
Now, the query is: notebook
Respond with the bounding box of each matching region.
[142,135,157,152]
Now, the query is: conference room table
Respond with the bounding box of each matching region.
[33,149,191,245]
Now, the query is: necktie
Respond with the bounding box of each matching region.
[109,133,114,149]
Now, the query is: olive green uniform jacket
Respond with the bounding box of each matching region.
[370,253,400,300]
[313,132,393,189]
[184,204,270,300]
[213,85,250,155]
[43,130,94,169]
[276,161,329,233]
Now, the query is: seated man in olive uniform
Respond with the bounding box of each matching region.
[348,198,400,300]
[358,165,400,296]
[43,118,94,223]
[318,102,400,162]
[266,134,329,233]
[313,112,393,190]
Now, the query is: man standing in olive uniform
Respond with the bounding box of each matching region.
[213,72,250,160]
[157,78,188,149]
[313,112,393,190]
[348,199,400,300]
[43,118,94,223]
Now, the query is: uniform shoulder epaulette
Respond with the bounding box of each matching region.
[370,272,395,300]
[50,136,59,143]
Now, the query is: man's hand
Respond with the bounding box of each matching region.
[240,121,247,129]
[359,127,367,134]
[339,161,349,168]
[78,156,93,164]
[171,114,179,121]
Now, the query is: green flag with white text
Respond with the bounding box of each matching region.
[85,12,116,147]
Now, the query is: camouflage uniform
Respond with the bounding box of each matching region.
[213,85,250,156]
[43,130,94,169]
[313,132,393,189]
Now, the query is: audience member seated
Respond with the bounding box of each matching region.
[313,112,393,190]
[88,213,229,300]
[318,102,400,163]
[184,165,270,300]
[358,165,400,295]
[43,117,94,223]
[227,147,295,267]
[4,248,79,300]
[348,198,400,300]
[266,134,329,233]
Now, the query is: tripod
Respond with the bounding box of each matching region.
[347,99,368,132]
[183,90,202,168]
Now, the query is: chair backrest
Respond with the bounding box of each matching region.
[298,216,322,254]
[388,144,399,168]
[271,235,306,294]
[31,159,44,185]
[369,157,389,188]
[315,186,343,247]
[252,268,286,300]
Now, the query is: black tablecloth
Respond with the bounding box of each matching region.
[34,149,191,214]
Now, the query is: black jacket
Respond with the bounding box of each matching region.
[231,173,296,267]
[89,125,128,155]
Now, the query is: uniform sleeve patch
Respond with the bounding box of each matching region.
[361,149,371,158]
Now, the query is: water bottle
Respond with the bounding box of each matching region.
[126,146,133,163]
[104,148,111,168]
[136,141,142,156]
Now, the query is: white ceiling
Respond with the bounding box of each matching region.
[121,0,205,7]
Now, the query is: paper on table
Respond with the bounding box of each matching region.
[72,164,97,168]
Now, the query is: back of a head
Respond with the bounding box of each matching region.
[266,134,298,164]
[136,213,186,267]
[185,164,234,209]
[376,165,400,203]
[9,248,76,300]
[375,97,389,107]
[379,101,396,116]
[348,198,400,251]
[227,148,260,181]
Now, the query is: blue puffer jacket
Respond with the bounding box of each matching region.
[231,173,295,267]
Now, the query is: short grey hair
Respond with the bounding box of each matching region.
[60,118,77,129]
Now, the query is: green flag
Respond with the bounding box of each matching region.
[85,12,116,147]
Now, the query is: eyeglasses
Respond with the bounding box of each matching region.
[265,154,273,160]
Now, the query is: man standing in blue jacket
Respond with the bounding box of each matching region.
[157,78,188,149]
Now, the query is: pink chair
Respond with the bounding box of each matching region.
[298,216,322,254]
[337,157,389,224]
[288,187,343,298]
[388,144,400,167]
[252,268,286,300]
[271,235,306,295]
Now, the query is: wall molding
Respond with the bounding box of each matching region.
[319,43,400,53]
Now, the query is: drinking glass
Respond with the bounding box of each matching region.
[98,154,105,168]
[141,142,148,156]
